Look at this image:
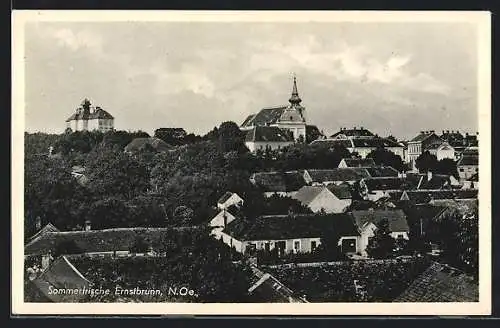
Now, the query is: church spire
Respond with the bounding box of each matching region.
[288,74,302,107]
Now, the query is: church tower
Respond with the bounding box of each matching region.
[277,75,307,141]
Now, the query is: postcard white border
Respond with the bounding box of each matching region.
[11,10,492,316]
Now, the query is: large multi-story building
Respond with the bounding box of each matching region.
[65,99,114,133]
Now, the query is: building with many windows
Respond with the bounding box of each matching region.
[65,99,114,133]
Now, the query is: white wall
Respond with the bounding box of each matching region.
[245,141,294,153]
[210,211,237,228]
[307,189,351,213]
[217,193,243,210]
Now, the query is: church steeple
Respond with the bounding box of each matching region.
[288,74,302,107]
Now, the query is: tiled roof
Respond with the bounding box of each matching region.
[66,107,114,122]
[351,209,409,233]
[240,107,287,127]
[416,174,453,190]
[292,186,325,206]
[330,128,375,138]
[400,190,478,204]
[363,177,407,191]
[124,137,172,153]
[309,138,353,149]
[251,171,306,192]
[25,227,191,256]
[410,132,440,143]
[402,204,448,226]
[457,155,478,166]
[28,223,60,243]
[394,262,478,302]
[218,191,235,204]
[245,126,294,143]
[351,137,402,148]
[326,184,352,199]
[341,158,376,168]
[224,213,360,241]
[305,168,370,183]
[364,166,400,177]
[30,256,92,302]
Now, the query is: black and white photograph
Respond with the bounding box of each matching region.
[12,11,491,315]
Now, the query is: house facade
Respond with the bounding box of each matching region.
[217,192,244,210]
[406,131,444,170]
[244,126,295,153]
[425,142,455,161]
[457,148,479,181]
[65,99,114,133]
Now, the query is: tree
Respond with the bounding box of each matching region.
[216,121,247,153]
[130,236,150,254]
[365,219,396,259]
[367,147,405,172]
[306,125,322,143]
[415,151,438,173]
[435,158,459,178]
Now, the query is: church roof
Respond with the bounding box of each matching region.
[245,126,294,143]
[240,107,288,128]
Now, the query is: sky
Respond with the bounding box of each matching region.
[24,21,479,140]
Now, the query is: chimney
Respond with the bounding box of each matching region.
[427,170,433,182]
[35,216,42,231]
[84,220,91,231]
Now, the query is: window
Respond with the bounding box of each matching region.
[311,241,317,251]
[293,240,300,253]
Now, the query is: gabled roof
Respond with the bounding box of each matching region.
[363,177,407,191]
[251,171,306,192]
[400,190,478,204]
[66,106,114,122]
[415,174,453,190]
[402,204,448,225]
[305,168,370,183]
[245,126,294,143]
[424,142,453,151]
[223,213,360,241]
[351,209,409,233]
[25,227,189,256]
[340,158,376,168]
[28,223,60,243]
[30,256,92,302]
[218,191,236,204]
[364,166,400,178]
[410,132,441,143]
[292,186,325,206]
[394,262,478,302]
[330,128,375,139]
[124,137,172,153]
[240,106,288,128]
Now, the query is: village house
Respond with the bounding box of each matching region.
[209,205,241,239]
[217,192,244,210]
[351,209,410,257]
[292,184,352,214]
[310,135,404,159]
[65,99,114,132]
[241,76,308,142]
[398,189,478,205]
[358,177,409,202]
[244,126,295,153]
[250,171,306,197]
[406,131,445,171]
[424,141,455,161]
[338,157,376,168]
[439,130,479,160]
[303,168,370,186]
[405,171,461,190]
[457,147,479,181]
[217,213,362,256]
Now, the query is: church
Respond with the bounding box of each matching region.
[240,76,308,143]
[65,99,114,133]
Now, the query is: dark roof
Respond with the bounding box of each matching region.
[25,227,190,256]
[66,106,114,122]
[402,204,448,224]
[28,223,60,243]
[305,168,370,183]
[351,137,402,148]
[240,107,287,127]
[292,186,325,205]
[245,126,294,143]
[251,171,306,192]
[309,138,353,149]
[31,256,92,302]
[340,158,376,168]
[351,209,409,232]
[415,174,453,190]
[218,191,235,204]
[224,214,360,241]
[364,166,400,177]
[457,155,478,166]
[363,177,407,191]
[400,190,478,203]
[124,137,172,153]
[394,262,478,302]
[330,128,375,138]
[410,132,441,143]
[424,142,451,151]
[326,184,352,199]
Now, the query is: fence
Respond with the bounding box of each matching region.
[261,256,416,269]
